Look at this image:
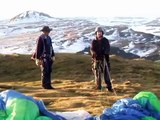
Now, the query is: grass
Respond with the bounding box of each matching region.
[0,53,160,115]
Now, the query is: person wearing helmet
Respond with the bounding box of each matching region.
[90,26,113,92]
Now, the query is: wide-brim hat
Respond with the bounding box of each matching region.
[40,26,52,32]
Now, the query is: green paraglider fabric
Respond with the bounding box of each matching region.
[4,98,52,120]
[141,116,156,120]
[134,91,160,112]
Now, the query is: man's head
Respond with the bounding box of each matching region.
[95,27,104,40]
[41,26,52,35]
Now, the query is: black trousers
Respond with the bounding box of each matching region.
[40,58,53,88]
[103,62,112,90]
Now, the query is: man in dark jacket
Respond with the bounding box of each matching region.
[34,26,55,89]
[90,26,113,92]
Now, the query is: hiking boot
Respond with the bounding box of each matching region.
[108,88,114,92]
[91,85,101,90]
[96,86,101,90]
[43,86,55,89]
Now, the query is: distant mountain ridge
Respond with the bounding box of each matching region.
[0,11,159,60]
[10,10,54,23]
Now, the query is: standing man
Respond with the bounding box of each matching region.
[34,26,55,89]
[90,26,113,92]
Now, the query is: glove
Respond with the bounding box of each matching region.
[51,56,55,62]
[35,59,42,66]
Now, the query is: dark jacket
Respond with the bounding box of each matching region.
[90,37,110,60]
[35,34,55,59]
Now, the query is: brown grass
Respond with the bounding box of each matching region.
[0,54,160,115]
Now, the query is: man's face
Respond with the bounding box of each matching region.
[43,31,50,35]
[96,31,103,39]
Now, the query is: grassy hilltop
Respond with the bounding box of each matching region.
[0,53,160,115]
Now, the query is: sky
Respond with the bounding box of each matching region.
[0,0,160,20]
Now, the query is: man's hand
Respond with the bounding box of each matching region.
[51,56,55,62]
[35,59,42,66]
[91,51,96,55]
[91,51,97,59]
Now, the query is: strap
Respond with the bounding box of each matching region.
[42,36,47,55]
[42,36,52,58]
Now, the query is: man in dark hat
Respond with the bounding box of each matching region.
[34,26,55,89]
[90,26,113,92]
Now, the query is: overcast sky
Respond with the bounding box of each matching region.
[0,0,160,20]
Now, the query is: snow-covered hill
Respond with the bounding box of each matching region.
[85,17,152,26]
[10,11,57,23]
[0,11,160,60]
